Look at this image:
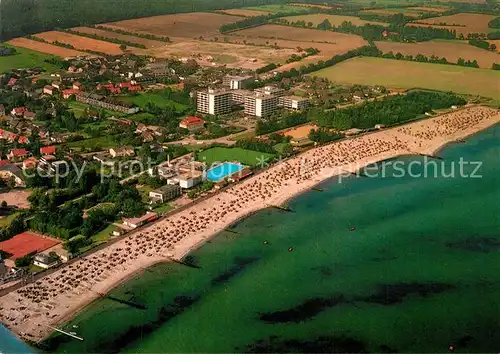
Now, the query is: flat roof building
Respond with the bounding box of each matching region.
[223,75,254,90]
[244,93,279,118]
[230,90,253,105]
[255,85,286,98]
[279,96,310,111]
[149,184,182,204]
[197,89,231,116]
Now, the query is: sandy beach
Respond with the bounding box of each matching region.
[0,105,498,343]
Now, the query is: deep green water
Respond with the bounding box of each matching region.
[42,125,499,353]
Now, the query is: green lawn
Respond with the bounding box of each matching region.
[68,101,125,117]
[311,57,500,100]
[0,46,60,73]
[0,212,20,228]
[153,203,174,214]
[197,147,274,167]
[91,224,116,243]
[244,4,312,14]
[65,135,120,150]
[118,93,187,111]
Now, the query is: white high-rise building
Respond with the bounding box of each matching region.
[197,89,232,115]
[244,94,278,117]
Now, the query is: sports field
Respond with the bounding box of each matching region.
[311,57,500,99]
[281,14,388,26]
[197,147,274,167]
[0,46,60,73]
[376,40,500,69]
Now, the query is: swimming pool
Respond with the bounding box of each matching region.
[206,162,244,182]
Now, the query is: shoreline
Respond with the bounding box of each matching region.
[0,106,499,343]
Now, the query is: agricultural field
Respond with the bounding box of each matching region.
[197,147,274,167]
[290,3,342,10]
[71,27,167,48]
[407,6,451,13]
[35,31,131,55]
[232,24,367,45]
[102,12,242,39]
[360,9,422,18]
[150,39,298,69]
[311,56,500,100]
[376,40,500,68]
[216,9,273,17]
[409,13,497,36]
[281,14,388,26]
[0,46,60,73]
[243,4,312,14]
[7,38,86,58]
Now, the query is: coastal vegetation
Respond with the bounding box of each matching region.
[309,90,466,130]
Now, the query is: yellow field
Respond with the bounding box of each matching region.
[280,14,388,26]
[216,9,272,17]
[376,40,500,69]
[409,13,496,36]
[311,57,500,100]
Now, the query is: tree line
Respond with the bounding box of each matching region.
[0,0,289,41]
[469,39,497,51]
[62,29,147,49]
[94,25,171,43]
[309,91,466,130]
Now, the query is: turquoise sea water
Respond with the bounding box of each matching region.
[40,125,499,353]
[206,162,244,182]
[0,325,33,353]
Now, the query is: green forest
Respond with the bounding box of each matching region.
[0,0,287,41]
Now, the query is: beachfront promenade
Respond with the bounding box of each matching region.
[0,105,499,342]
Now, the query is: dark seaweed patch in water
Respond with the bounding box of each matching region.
[311,265,334,277]
[39,295,199,353]
[240,334,367,353]
[211,256,258,285]
[359,282,454,305]
[446,237,500,253]
[259,295,347,323]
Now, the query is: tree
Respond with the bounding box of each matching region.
[1,201,7,208]
[120,44,127,51]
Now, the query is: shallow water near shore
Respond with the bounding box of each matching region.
[40,125,500,353]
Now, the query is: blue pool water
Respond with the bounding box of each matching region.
[206,162,244,182]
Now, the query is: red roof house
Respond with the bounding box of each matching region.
[40,146,56,155]
[179,116,205,132]
[7,148,29,161]
[11,107,27,116]
[17,136,30,144]
[7,78,18,87]
[62,89,78,99]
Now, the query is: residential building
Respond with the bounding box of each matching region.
[122,211,158,229]
[11,107,27,117]
[76,92,139,114]
[51,81,62,89]
[0,164,25,187]
[40,146,56,155]
[177,171,203,189]
[62,89,78,99]
[223,75,253,90]
[255,85,286,97]
[279,96,310,111]
[196,89,231,115]
[43,85,55,95]
[7,78,17,87]
[7,148,29,161]
[149,184,182,204]
[230,90,252,105]
[22,157,38,170]
[179,116,205,132]
[109,146,135,158]
[158,166,178,180]
[244,93,279,117]
[33,253,59,269]
[72,81,83,91]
